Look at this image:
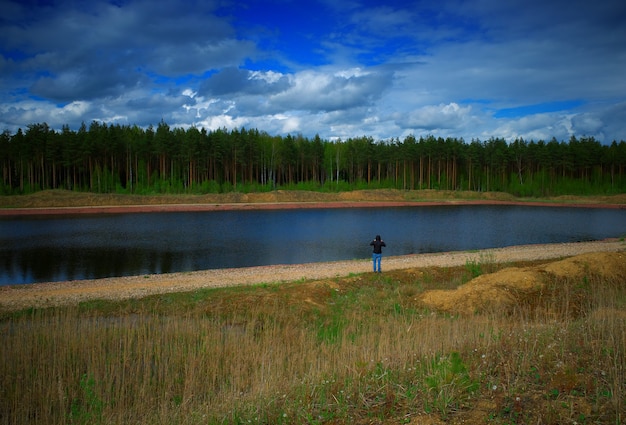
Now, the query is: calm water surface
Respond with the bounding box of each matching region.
[2,205,625,285]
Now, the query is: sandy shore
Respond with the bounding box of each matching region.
[1,238,624,312]
[1,199,625,216]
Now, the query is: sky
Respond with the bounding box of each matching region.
[1,0,625,144]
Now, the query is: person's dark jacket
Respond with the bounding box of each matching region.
[370,236,386,254]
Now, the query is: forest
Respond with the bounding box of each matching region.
[1,120,625,197]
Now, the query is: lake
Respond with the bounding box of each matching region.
[2,205,625,285]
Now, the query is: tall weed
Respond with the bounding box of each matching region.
[1,264,624,424]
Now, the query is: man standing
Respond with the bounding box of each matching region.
[370,235,386,273]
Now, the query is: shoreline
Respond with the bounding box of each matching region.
[2,197,625,311]
[1,199,625,216]
[1,238,624,312]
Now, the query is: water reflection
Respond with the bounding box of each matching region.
[1,205,625,285]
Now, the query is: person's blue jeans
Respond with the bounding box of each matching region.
[372,253,382,272]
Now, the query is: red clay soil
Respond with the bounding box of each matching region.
[2,199,625,216]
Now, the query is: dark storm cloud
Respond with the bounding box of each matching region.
[30,64,145,102]
[1,0,253,101]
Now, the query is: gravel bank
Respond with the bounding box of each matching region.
[1,239,624,312]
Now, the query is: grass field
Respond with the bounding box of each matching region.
[1,253,624,424]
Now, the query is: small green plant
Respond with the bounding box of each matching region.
[316,315,344,344]
[465,252,496,278]
[69,373,104,424]
[315,290,347,344]
[465,258,482,278]
[422,352,479,418]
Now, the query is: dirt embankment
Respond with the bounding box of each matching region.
[1,189,625,216]
[418,250,626,315]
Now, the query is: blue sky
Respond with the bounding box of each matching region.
[1,0,625,143]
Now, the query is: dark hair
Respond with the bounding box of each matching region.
[375,235,381,241]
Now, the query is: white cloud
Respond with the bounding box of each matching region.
[0,0,625,143]
[249,70,284,84]
[195,114,249,131]
[398,103,474,132]
[490,114,572,142]
[269,68,392,112]
[571,114,604,135]
[278,115,302,134]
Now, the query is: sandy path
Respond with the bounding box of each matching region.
[1,239,624,312]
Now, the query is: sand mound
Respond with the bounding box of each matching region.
[417,252,626,315]
[418,268,543,314]
[542,251,626,280]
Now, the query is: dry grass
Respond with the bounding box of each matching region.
[1,254,624,425]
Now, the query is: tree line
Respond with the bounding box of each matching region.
[1,120,625,196]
